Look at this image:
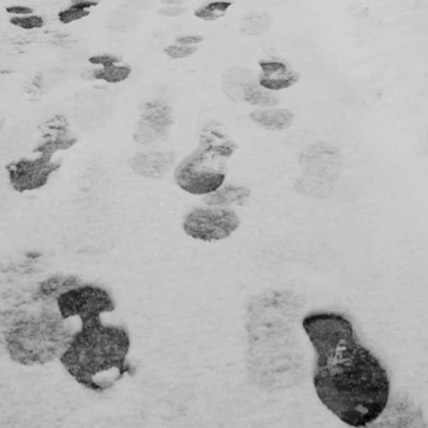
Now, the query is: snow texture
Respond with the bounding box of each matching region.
[1,0,428,427]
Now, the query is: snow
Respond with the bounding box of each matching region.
[0,0,428,427]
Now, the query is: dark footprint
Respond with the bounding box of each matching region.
[10,15,43,29]
[303,314,389,426]
[259,61,299,90]
[183,206,239,241]
[195,2,231,20]
[58,286,130,390]
[89,55,131,83]
[7,156,59,192]
[175,125,236,194]
[6,6,33,14]
[59,2,97,24]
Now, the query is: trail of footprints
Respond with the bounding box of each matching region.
[6,1,99,29]
[2,1,407,425]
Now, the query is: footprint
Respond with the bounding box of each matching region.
[5,304,74,365]
[133,99,174,145]
[164,35,202,59]
[6,6,33,14]
[175,122,236,194]
[89,55,131,83]
[130,151,176,179]
[183,206,239,241]
[195,2,232,20]
[303,313,390,426]
[249,108,293,131]
[202,184,250,206]
[57,286,130,390]
[35,115,77,155]
[59,2,98,24]
[246,291,304,388]
[10,15,43,29]
[7,156,60,192]
[6,115,77,192]
[259,60,299,90]
[294,142,342,198]
[131,96,176,179]
[157,0,187,16]
[222,67,278,107]
[240,11,272,36]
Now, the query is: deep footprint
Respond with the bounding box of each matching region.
[303,313,389,426]
[7,156,59,192]
[59,2,97,24]
[57,286,130,390]
[89,55,131,83]
[183,206,239,241]
[175,124,236,194]
[259,61,299,90]
[294,142,342,198]
[10,15,43,29]
[195,2,231,20]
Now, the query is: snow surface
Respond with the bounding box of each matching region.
[0,0,428,427]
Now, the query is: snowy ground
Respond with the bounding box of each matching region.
[1,0,428,427]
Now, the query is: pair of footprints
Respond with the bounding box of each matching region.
[6,280,390,426]
[6,2,98,29]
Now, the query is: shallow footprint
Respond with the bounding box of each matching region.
[247,290,304,388]
[240,11,272,36]
[202,184,250,206]
[175,123,236,194]
[5,305,73,365]
[89,55,131,83]
[133,99,173,145]
[222,67,278,106]
[195,2,231,20]
[183,206,239,241]
[58,286,130,390]
[259,61,299,90]
[249,108,293,131]
[164,35,202,59]
[59,2,98,24]
[35,115,77,156]
[294,142,342,198]
[131,151,175,179]
[303,313,389,426]
[7,156,59,192]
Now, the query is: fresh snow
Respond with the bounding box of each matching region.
[0,0,428,427]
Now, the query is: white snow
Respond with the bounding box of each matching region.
[0,0,428,427]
